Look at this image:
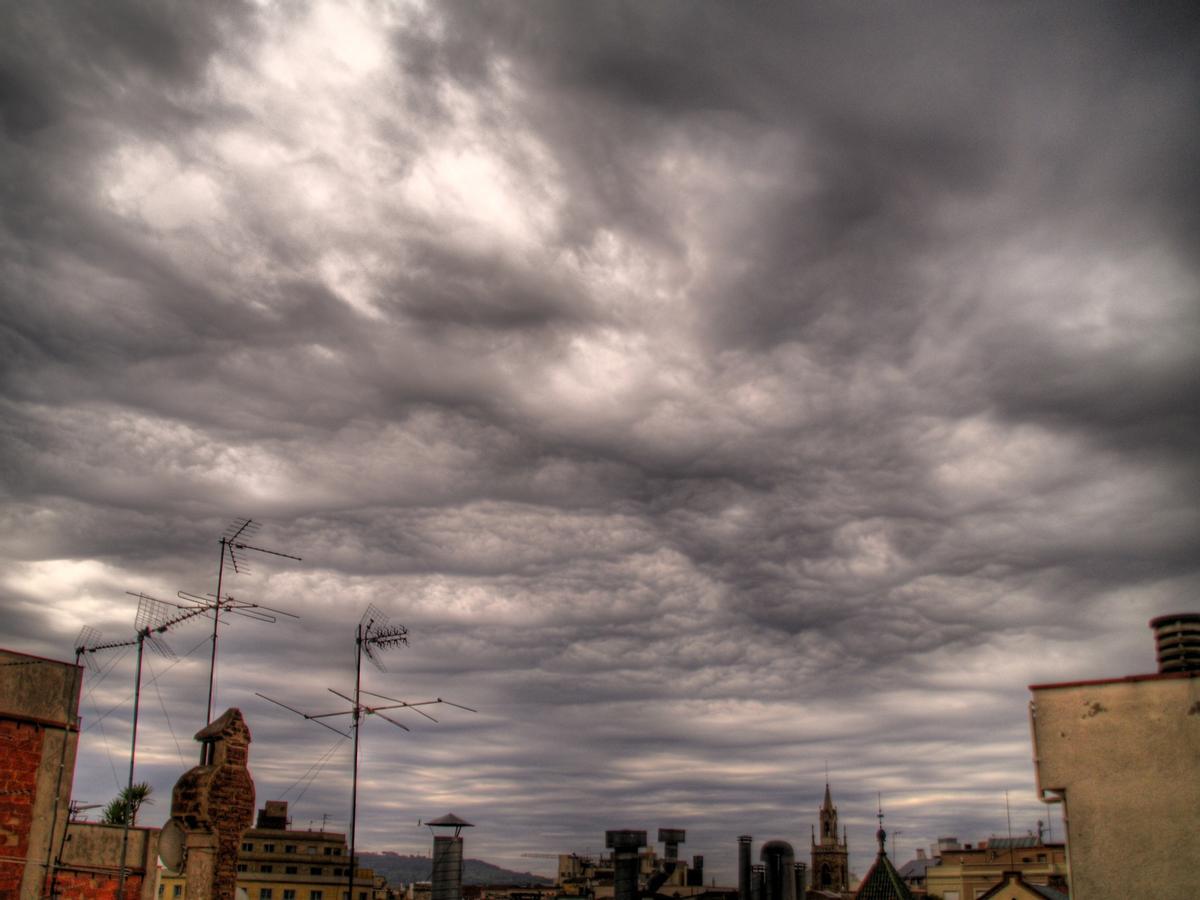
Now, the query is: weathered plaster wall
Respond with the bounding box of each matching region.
[1029,672,1200,900]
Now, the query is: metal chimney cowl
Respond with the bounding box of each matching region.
[1149,612,1200,673]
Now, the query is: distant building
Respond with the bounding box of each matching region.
[921,836,1066,900]
[557,831,721,900]
[894,849,934,895]
[1027,611,1200,900]
[158,800,390,899]
[810,783,849,894]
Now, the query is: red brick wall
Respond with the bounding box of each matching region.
[0,719,44,896]
[51,869,146,900]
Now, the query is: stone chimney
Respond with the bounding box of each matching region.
[165,709,256,900]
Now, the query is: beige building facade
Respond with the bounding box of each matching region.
[159,800,388,900]
[922,838,1066,900]
[1027,612,1200,900]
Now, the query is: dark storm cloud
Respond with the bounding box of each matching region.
[2,0,1197,882]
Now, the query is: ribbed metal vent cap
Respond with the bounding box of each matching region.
[1149,612,1200,673]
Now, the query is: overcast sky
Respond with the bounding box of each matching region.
[2,0,1198,883]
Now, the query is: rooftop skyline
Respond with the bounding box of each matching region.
[2,0,1196,883]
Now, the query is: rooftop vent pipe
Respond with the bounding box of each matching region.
[1150,612,1200,673]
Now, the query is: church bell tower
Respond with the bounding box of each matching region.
[810,782,849,892]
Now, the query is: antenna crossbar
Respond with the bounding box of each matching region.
[257,605,474,900]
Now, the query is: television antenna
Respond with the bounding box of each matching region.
[257,604,475,900]
[69,592,209,899]
[205,517,301,726]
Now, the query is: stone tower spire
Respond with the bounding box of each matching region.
[819,782,837,844]
[811,781,849,892]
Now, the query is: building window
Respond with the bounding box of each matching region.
[261,891,274,900]
[158,887,164,897]
[237,864,247,872]
[283,893,296,900]
[311,893,323,900]
[286,845,297,853]
[286,866,298,874]
[307,846,318,855]
[1037,854,1047,863]
[173,888,182,898]
[261,864,274,873]
[311,867,324,876]
[264,843,276,853]
[325,847,336,856]
[243,842,254,852]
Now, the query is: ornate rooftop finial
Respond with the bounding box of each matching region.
[876,793,887,855]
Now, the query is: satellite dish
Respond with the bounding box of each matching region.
[159,818,186,871]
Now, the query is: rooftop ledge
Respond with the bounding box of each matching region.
[1028,669,1200,692]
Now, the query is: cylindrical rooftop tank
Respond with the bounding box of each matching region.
[760,840,796,900]
[737,835,752,900]
[1150,612,1200,672]
[431,835,464,900]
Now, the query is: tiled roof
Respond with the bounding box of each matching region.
[976,874,1069,900]
[1028,885,1068,900]
[853,853,914,900]
[895,856,935,880]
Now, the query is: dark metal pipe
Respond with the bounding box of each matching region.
[738,835,752,900]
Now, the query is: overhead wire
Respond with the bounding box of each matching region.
[282,736,350,807]
[79,644,132,792]
[145,653,187,768]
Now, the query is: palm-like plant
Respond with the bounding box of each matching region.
[101,782,153,826]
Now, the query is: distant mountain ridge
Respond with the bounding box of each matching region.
[359,853,553,887]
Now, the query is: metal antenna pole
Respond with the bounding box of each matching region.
[255,605,474,900]
[206,534,229,728]
[1005,791,1015,869]
[74,595,208,898]
[349,620,366,900]
[117,629,147,900]
[204,518,301,728]
[42,648,85,899]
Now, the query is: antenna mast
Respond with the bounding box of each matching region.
[73,593,209,898]
[257,604,475,900]
[206,518,301,726]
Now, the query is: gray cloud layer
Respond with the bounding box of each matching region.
[2,0,1197,881]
